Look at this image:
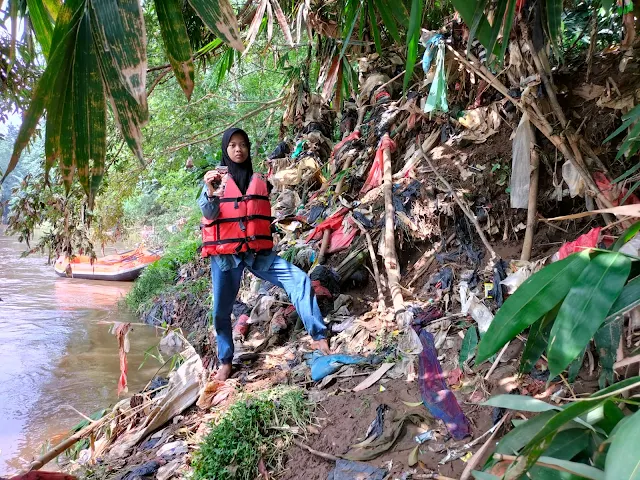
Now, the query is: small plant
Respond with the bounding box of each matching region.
[474,377,640,480]
[191,387,311,480]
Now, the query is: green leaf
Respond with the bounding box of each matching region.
[504,399,607,480]
[451,0,495,51]
[567,345,586,383]
[372,0,401,42]
[187,0,244,52]
[485,0,508,64]
[482,395,558,413]
[596,400,625,435]
[26,0,54,58]
[536,457,604,480]
[497,0,517,65]
[403,0,423,92]
[620,181,640,206]
[367,1,382,55]
[496,411,557,455]
[547,0,564,56]
[547,252,631,378]
[2,0,83,185]
[605,275,640,322]
[466,0,488,57]
[520,305,559,373]
[72,10,107,203]
[594,318,623,389]
[459,326,478,366]
[612,162,640,184]
[476,252,591,364]
[154,0,195,100]
[543,429,590,459]
[612,221,640,252]
[339,1,361,60]
[90,0,148,164]
[604,411,640,480]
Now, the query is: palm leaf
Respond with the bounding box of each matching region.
[271,0,294,47]
[245,0,267,53]
[188,0,244,52]
[372,0,401,42]
[367,0,382,55]
[26,0,54,58]
[154,0,195,100]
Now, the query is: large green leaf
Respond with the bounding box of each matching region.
[451,0,498,55]
[476,252,591,364]
[547,0,563,55]
[604,410,640,480]
[543,429,590,459]
[612,221,640,252]
[339,0,361,60]
[154,0,195,100]
[596,400,625,435]
[547,253,631,378]
[466,0,488,57]
[26,0,54,58]
[188,0,244,52]
[403,0,423,92]
[605,275,640,322]
[72,11,107,204]
[2,0,83,185]
[367,0,382,55]
[496,411,558,455]
[520,305,559,373]
[485,0,508,64]
[504,399,607,480]
[497,0,517,64]
[567,345,586,383]
[594,319,623,389]
[482,395,558,413]
[372,0,401,42]
[536,457,604,480]
[90,0,148,164]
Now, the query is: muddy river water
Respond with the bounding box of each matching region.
[0,229,160,476]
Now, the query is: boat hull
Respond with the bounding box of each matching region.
[54,248,161,282]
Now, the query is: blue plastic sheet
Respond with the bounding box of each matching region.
[306,352,369,382]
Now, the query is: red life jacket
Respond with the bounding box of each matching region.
[201,174,274,257]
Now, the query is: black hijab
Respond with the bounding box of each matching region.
[220,127,253,194]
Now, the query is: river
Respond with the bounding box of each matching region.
[0,229,161,476]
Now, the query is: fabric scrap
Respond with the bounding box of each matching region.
[327,459,387,480]
[415,329,471,440]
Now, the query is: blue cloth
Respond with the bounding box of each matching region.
[421,34,443,73]
[306,352,369,382]
[211,254,327,364]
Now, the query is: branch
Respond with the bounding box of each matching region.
[166,96,285,153]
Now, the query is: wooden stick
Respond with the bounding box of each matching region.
[521,147,540,261]
[354,219,387,311]
[381,134,406,316]
[460,414,509,480]
[28,415,111,471]
[484,341,510,380]
[417,140,497,261]
[292,438,339,462]
[317,229,331,264]
[614,353,640,370]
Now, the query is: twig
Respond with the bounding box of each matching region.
[417,139,497,261]
[460,414,509,480]
[292,438,339,462]
[147,66,171,97]
[353,219,387,311]
[484,342,510,380]
[167,97,285,153]
[62,405,97,425]
[317,229,331,264]
[614,353,640,370]
[521,147,540,261]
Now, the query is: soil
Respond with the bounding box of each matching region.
[281,377,493,480]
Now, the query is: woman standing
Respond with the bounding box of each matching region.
[198,128,330,380]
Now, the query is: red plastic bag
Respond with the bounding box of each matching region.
[361,136,397,194]
[594,172,640,206]
[556,227,601,261]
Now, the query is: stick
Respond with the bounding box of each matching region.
[353,219,387,311]
[614,353,640,370]
[484,341,510,380]
[460,414,509,480]
[317,229,331,264]
[292,438,339,462]
[521,147,540,261]
[417,139,497,261]
[28,415,111,471]
[493,453,594,476]
[381,134,406,316]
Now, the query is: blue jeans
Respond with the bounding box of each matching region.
[211,255,327,364]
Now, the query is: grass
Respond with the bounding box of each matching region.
[191,387,311,480]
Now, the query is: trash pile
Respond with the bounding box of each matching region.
[29,20,640,480]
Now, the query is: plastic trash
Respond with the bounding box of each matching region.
[157,440,188,458]
[306,352,369,382]
[327,459,387,480]
[510,113,534,209]
[460,281,494,334]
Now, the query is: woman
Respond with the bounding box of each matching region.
[198,128,330,381]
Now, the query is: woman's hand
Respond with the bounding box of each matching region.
[204,170,223,196]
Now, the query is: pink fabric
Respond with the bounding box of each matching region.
[361,135,396,194]
[557,227,601,260]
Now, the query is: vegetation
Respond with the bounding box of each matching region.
[191,387,311,480]
[477,222,640,386]
[476,377,640,480]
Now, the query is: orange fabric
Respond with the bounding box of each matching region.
[201,174,274,257]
